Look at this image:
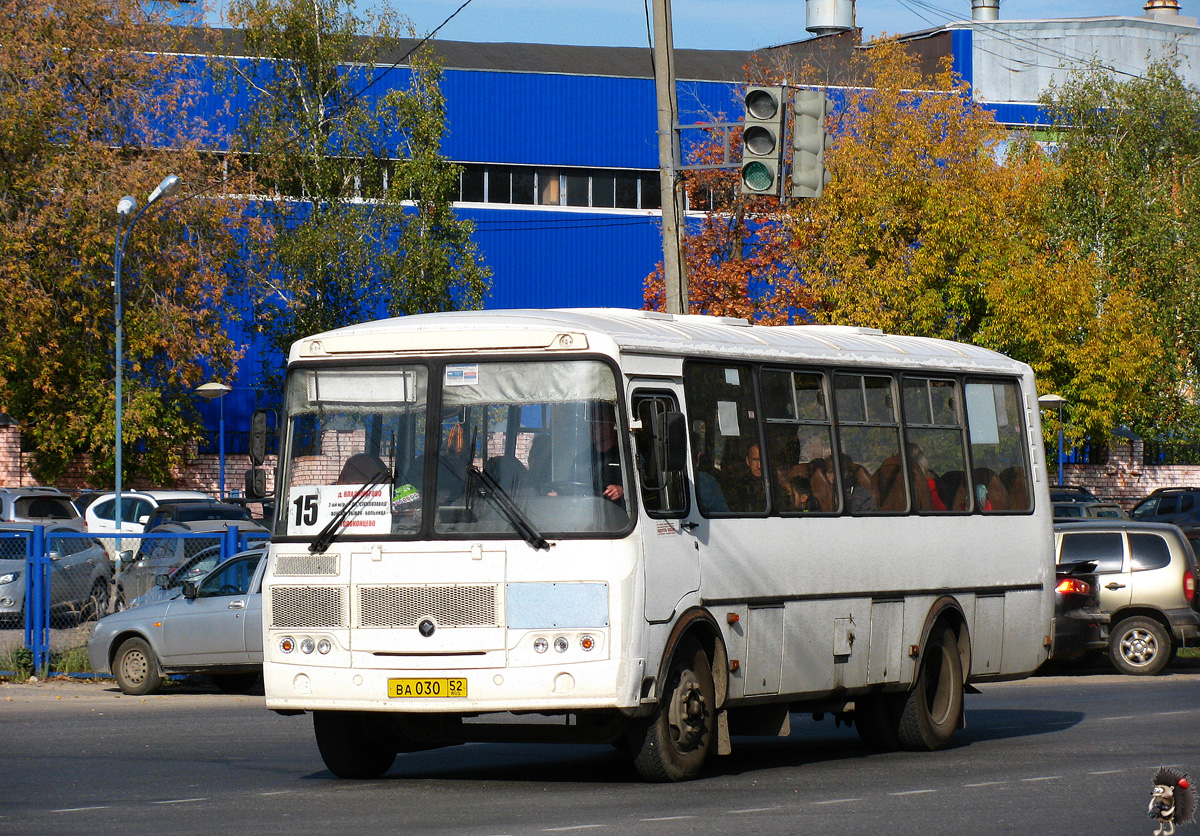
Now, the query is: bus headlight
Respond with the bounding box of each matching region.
[280,636,296,654]
[553,636,569,653]
[300,638,316,654]
[317,639,331,655]
[533,637,548,654]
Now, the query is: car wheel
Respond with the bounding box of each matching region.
[897,625,964,751]
[210,673,261,694]
[80,579,109,623]
[1109,616,1171,676]
[628,637,716,782]
[113,637,163,696]
[313,711,396,778]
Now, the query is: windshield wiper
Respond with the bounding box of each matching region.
[467,464,550,551]
[309,466,390,555]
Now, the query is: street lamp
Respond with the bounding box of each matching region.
[194,381,232,499]
[114,174,182,543]
[1038,393,1067,486]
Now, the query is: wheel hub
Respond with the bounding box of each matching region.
[667,670,707,750]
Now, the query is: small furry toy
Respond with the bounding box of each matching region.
[1149,767,1198,836]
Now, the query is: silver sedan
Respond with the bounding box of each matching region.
[88,549,265,695]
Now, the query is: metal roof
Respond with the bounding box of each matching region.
[292,308,1027,374]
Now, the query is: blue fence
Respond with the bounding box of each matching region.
[0,526,268,671]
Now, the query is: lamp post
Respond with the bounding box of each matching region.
[1038,393,1067,486]
[114,174,182,543]
[194,382,232,499]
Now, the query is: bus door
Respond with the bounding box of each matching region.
[631,387,699,623]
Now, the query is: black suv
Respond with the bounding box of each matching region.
[1130,487,1200,536]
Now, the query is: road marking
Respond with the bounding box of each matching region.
[542,827,604,832]
[1153,711,1190,717]
[641,817,697,822]
[151,798,208,805]
[1020,776,1061,782]
[259,791,292,796]
[1089,770,1126,775]
[51,806,110,813]
[729,806,780,814]
[964,781,1006,787]
[811,798,860,805]
[1101,715,1136,721]
[889,789,936,796]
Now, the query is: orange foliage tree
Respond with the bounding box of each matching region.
[0,0,267,484]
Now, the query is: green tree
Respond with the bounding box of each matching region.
[222,0,490,395]
[1041,56,1200,438]
[0,0,262,485]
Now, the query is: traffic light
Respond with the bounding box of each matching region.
[791,89,832,199]
[740,85,786,196]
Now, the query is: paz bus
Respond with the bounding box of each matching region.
[260,308,1055,782]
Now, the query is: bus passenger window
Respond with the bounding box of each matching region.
[684,362,765,515]
[964,379,1032,513]
[834,373,899,514]
[903,377,967,514]
[763,369,835,514]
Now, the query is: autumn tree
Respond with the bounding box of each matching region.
[221,0,491,394]
[0,0,263,485]
[1041,56,1200,438]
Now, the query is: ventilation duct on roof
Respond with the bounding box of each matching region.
[1144,0,1182,18]
[971,0,999,21]
[806,0,855,36]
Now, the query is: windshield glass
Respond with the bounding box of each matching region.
[276,360,631,540]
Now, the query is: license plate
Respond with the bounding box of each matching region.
[387,678,467,698]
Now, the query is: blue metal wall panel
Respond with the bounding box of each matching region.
[951,29,972,89]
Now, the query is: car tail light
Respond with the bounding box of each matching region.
[1184,569,1195,603]
[1056,577,1091,596]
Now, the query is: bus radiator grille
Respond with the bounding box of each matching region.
[358,584,499,628]
[270,586,347,628]
[274,553,340,576]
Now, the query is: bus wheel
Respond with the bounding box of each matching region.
[897,625,963,751]
[854,693,902,751]
[629,638,715,782]
[313,711,397,779]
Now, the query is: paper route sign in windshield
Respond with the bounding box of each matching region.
[288,483,393,535]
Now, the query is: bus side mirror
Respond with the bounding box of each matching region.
[245,468,268,499]
[249,408,274,467]
[657,411,688,473]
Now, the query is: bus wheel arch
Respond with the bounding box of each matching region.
[898,599,969,751]
[629,608,726,782]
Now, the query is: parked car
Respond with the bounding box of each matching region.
[1055,520,1200,675]
[1053,501,1128,520]
[0,522,112,626]
[1130,487,1200,534]
[89,548,266,695]
[0,487,82,528]
[1049,559,1109,661]
[84,490,212,540]
[140,500,254,533]
[1049,485,1101,504]
[129,545,264,609]
[115,517,269,608]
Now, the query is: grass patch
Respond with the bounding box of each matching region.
[1178,647,1200,659]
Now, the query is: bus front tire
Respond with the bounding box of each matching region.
[897,625,963,751]
[629,638,715,782]
[313,711,396,779]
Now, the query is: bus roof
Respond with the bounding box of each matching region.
[289,308,1029,375]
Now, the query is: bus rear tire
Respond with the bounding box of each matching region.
[897,625,963,751]
[629,638,715,782]
[313,711,397,779]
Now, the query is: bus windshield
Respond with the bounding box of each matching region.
[276,359,631,540]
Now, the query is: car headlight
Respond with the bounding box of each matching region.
[0,572,18,585]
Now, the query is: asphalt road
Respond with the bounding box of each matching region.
[2,663,1199,836]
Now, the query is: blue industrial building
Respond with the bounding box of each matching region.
[183,1,1200,467]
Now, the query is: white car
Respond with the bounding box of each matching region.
[84,490,211,556]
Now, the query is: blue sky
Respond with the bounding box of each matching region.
[207,1,1164,50]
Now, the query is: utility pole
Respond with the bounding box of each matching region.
[652,0,687,315]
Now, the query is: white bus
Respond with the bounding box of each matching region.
[261,308,1055,782]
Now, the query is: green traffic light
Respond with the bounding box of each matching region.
[742,161,772,191]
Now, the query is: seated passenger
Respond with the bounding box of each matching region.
[695,470,728,513]
[722,442,766,512]
[842,458,879,513]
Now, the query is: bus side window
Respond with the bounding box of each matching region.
[684,362,765,516]
[964,379,1032,514]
